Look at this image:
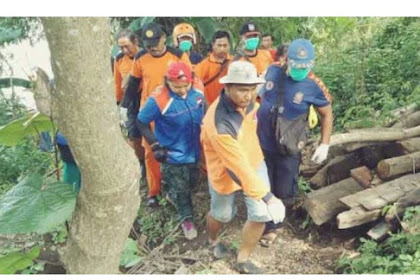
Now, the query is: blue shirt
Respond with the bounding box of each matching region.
[137,86,205,164]
[257,64,331,152]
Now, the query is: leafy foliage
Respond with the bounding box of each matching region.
[136,195,178,248]
[0,246,40,274]
[0,173,76,234]
[0,78,32,89]
[0,112,56,147]
[119,238,142,268]
[338,207,420,274]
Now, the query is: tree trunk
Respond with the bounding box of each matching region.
[329,125,420,146]
[41,18,140,274]
[304,178,363,225]
[377,151,420,180]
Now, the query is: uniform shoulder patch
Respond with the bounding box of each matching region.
[167,46,183,58]
[308,73,333,103]
[115,52,124,61]
[134,49,148,60]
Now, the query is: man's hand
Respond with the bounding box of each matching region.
[266,196,286,224]
[151,143,167,163]
[311,143,330,164]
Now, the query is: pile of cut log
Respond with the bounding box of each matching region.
[303,103,420,240]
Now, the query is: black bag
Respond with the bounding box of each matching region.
[270,69,308,156]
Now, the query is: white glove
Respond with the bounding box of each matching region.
[311,143,330,164]
[119,107,128,126]
[266,197,286,224]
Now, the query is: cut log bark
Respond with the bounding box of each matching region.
[350,166,372,188]
[397,137,420,154]
[390,103,419,119]
[385,187,420,222]
[340,173,420,210]
[367,220,393,240]
[304,178,364,225]
[300,164,322,178]
[377,151,420,180]
[392,111,420,129]
[329,125,420,146]
[337,206,381,229]
[309,152,362,189]
[343,141,391,153]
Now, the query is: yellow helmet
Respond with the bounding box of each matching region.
[172,23,197,46]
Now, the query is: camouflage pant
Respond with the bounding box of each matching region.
[161,162,199,222]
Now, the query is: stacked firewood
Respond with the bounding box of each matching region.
[302,103,420,240]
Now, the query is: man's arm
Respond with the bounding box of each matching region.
[211,133,269,200]
[316,104,333,145]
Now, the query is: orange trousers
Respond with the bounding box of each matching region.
[143,141,161,198]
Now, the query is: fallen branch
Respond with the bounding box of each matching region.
[329,125,420,146]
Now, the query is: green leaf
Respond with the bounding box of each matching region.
[0,27,22,45]
[119,238,141,268]
[0,78,32,89]
[195,18,222,44]
[0,113,55,146]
[128,17,155,33]
[0,173,76,234]
[0,246,40,274]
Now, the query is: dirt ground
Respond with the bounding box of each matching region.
[133,175,362,275]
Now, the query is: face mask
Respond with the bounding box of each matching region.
[289,67,310,81]
[244,37,260,51]
[179,40,192,52]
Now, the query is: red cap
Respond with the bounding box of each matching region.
[166,61,193,83]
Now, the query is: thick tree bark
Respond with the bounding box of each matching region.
[41,18,140,274]
[377,151,420,180]
[329,125,420,146]
[304,178,363,225]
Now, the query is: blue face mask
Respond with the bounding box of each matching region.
[179,40,192,52]
[245,37,260,51]
[290,67,310,81]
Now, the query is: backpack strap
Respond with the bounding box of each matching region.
[203,58,229,86]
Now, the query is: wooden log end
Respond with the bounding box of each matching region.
[377,160,390,180]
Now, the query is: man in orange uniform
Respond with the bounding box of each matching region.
[261,33,277,61]
[201,61,285,274]
[113,29,147,187]
[172,23,203,66]
[195,30,232,105]
[121,22,191,207]
[235,22,273,76]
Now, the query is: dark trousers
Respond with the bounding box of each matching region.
[262,149,301,232]
[161,162,199,222]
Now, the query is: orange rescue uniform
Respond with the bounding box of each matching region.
[113,52,135,103]
[200,91,269,200]
[130,47,191,197]
[195,53,233,105]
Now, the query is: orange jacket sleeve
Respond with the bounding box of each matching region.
[113,61,123,102]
